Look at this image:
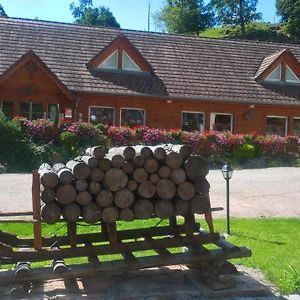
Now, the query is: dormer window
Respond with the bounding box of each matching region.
[87,34,153,74]
[286,65,300,83]
[265,64,281,82]
[122,51,140,71]
[99,50,118,69]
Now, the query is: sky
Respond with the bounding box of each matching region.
[1,0,279,32]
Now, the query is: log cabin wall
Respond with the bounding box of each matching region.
[0,62,73,119]
[76,92,300,135]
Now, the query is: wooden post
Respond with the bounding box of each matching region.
[169,216,179,236]
[204,212,214,233]
[108,222,118,246]
[68,222,77,248]
[32,171,42,250]
[184,214,196,238]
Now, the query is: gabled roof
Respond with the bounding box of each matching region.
[0,49,74,101]
[1,17,300,106]
[255,48,300,80]
[86,34,153,72]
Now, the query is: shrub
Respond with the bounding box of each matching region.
[60,131,80,155]
[233,143,257,160]
[25,119,57,143]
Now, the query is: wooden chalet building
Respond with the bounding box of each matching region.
[1,17,300,136]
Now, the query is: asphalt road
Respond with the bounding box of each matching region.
[0,167,299,217]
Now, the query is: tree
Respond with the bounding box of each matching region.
[276,0,300,42]
[153,0,214,35]
[70,0,120,28]
[0,3,8,17]
[211,0,261,36]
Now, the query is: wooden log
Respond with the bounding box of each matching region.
[158,166,171,179]
[133,155,145,167]
[114,189,134,209]
[103,168,128,192]
[137,181,156,199]
[85,146,106,159]
[110,154,125,168]
[122,162,134,174]
[123,146,136,161]
[89,168,104,182]
[165,152,183,169]
[174,145,191,160]
[98,158,111,171]
[66,160,90,180]
[140,146,153,158]
[52,163,74,185]
[80,156,99,168]
[132,167,148,183]
[134,199,154,219]
[82,203,102,224]
[177,182,195,201]
[144,157,159,174]
[62,203,81,222]
[194,177,211,194]
[149,173,160,184]
[153,147,166,161]
[108,146,136,161]
[184,156,209,181]
[88,181,102,195]
[76,191,92,206]
[190,194,211,214]
[96,190,113,208]
[101,207,119,223]
[56,184,77,205]
[175,199,190,216]
[41,203,61,224]
[155,200,175,219]
[156,179,176,200]
[119,208,135,222]
[126,179,138,191]
[40,187,56,204]
[170,168,186,185]
[38,163,59,188]
[75,179,88,192]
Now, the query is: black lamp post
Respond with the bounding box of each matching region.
[221,163,233,235]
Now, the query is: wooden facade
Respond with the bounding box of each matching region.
[1,18,300,136]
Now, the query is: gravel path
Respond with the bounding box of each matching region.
[0,167,300,217]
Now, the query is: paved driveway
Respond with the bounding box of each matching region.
[0,167,300,217]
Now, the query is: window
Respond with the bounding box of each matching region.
[122,51,140,71]
[1,101,13,120]
[182,112,204,132]
[20,102,43,120]
[292,118,300,136]
[266,116,287,136]
[121,108,145,127]
[286,65,300,83]
[48,104,59,121]
[210,113,233,131]
[265,64,281,82]
[98,50,141,72]
[99,51,118,69]
[89,107,115,126]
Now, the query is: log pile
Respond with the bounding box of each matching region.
[39,145,211,224]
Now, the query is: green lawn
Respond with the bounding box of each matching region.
[0,218,299,294]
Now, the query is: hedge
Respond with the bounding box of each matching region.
[0,113,299,172]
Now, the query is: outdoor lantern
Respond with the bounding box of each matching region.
[221,163,233,235]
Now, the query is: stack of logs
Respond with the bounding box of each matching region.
[39,145,211,224]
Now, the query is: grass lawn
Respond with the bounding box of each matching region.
[0,218,299,295]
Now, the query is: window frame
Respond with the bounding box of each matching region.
[210,112,233,132]
[285,65,300,83]
[0,100,14,120]
[122,50,141,72]
[265,64,282,82]
[88,106,116,126]
[266,115,287,136]
[99,50,118,70]
[292,117,300,136]
[120,107,146,127]
[19,101,44,120]
[181,111,205,132]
